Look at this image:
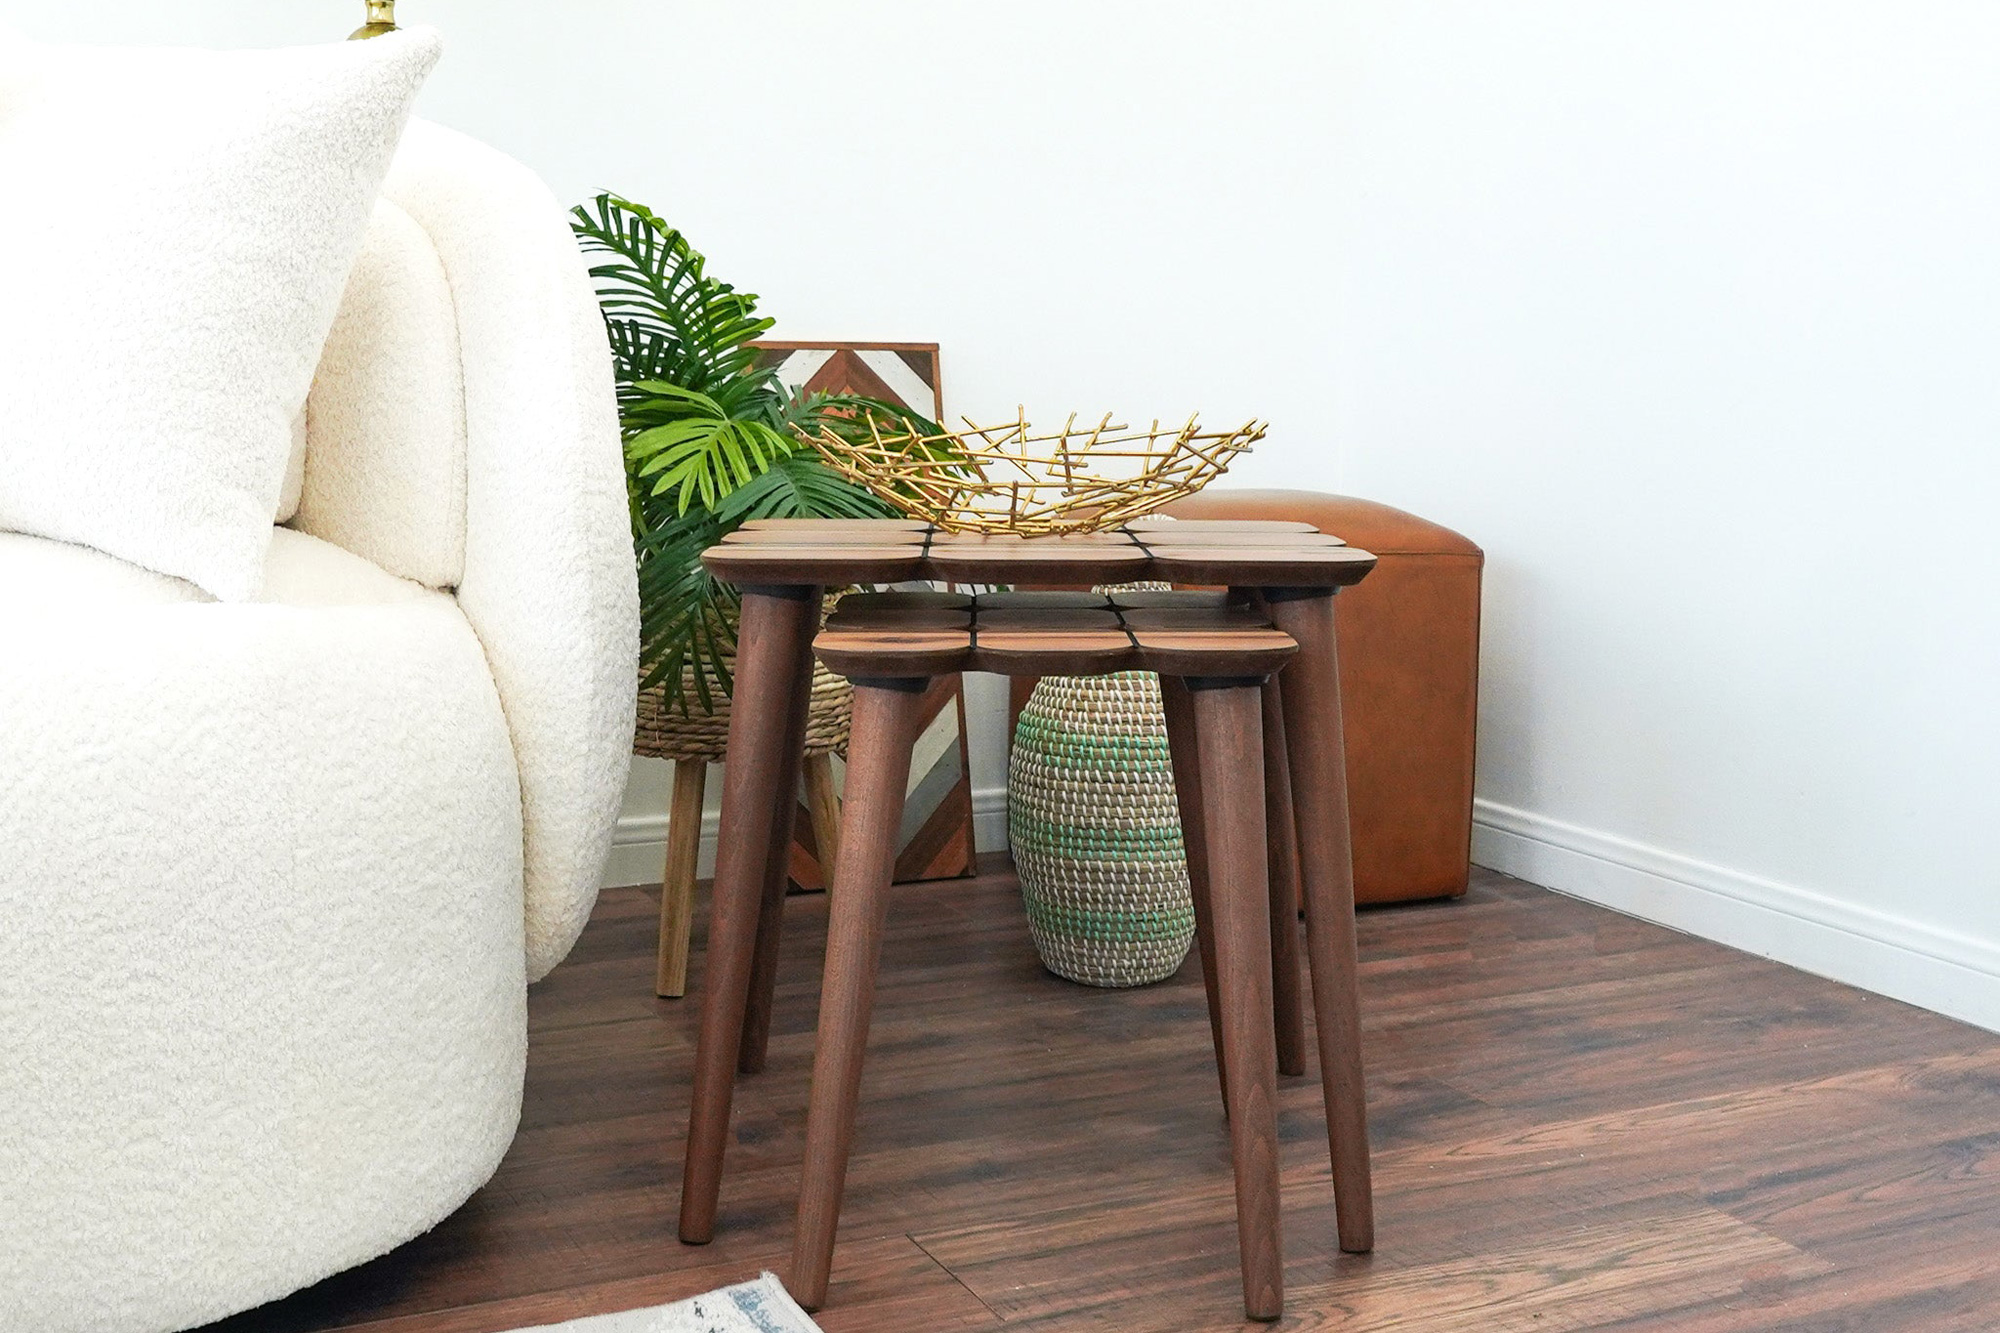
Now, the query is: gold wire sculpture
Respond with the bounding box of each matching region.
[802,410,1265,535]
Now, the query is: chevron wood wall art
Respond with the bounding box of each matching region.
[758,341,945,422]
[758,341,977,888]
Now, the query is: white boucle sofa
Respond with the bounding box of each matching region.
[0,120,638,1333]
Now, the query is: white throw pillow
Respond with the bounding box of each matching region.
[0,28,442,599]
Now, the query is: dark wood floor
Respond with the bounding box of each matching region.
[204,857,2000,1333]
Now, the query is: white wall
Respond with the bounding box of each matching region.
[17,2,2000,1028]
[1323,2,2000,1030]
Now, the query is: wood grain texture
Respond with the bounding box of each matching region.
[652,759,707,999]
[791,685,930,1310]
[1148,545,1377,588]
[1260,675,1308,1078]
[970,608,1124,630]
[822,608,974,632]
[737,599,822,1076]
[812,628,974,678]
[1159,676,1230,1110]
[925,544,1151,586]
[1190,682,1286,1319]
[814,594,1297,681]
[1119,603,1272,630]
[1270,591,1375,1253]
[834,590,973,610]
[201,866,2000,1333]
[300,1237,996,1333]
[967,629,1137,676]
[973,590,1113,610]
[702,520,1379,594]
[1128,627,1297,677]
[1108,589,1232,610]
[828,591,974,621]
[702,544,928,585]
[676,587,819,1244]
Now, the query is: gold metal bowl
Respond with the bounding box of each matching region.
[801,410,1265,536]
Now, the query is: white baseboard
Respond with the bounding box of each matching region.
[971,783,1010,854]
[602,784,1010,890]
[600,811,686,890]
[1472,798,2000,1034]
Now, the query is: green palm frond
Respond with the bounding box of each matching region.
[573,192,959,714]
[627,382,797,513]
[713,452,899,526]
[633,507,736,705]
[570,193,777,396]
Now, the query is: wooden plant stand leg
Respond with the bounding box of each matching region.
[1260,675,1308,1077]
[1189,677,1286,1322]
[790,680,928,1312]
[802,751,842,885]
[1266,589,1375,1254]
[738,618,821,1076]
[679,584,820,1245]
[654,758,709,999]
[1158,675,1228,1112]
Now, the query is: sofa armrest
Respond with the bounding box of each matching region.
[383,121,638,981]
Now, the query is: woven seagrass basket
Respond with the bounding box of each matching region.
[633,658,851,763]
[1008,663,1195,988]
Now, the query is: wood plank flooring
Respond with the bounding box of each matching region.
[202,859,2000,1332]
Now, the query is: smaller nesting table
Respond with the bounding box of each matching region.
[678,519,1379,1321]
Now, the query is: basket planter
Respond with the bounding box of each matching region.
[633,658,852,765]
[1007,669,1195,987]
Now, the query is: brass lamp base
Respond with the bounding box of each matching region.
[349,0,397,39]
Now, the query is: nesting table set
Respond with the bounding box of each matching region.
[678,516,1379,1320]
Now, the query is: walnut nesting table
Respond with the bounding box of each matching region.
[677,518,1378,1321]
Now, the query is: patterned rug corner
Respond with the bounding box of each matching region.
[509,1273,822,1333]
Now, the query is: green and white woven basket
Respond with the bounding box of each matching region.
[1008,668,1195,988]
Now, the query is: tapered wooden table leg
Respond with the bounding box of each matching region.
[679,585,819,1245]
[790,680,927,1312]
[739,610,822,1076]
[1260,676,1308,1077]
[1159,675,1228,1111]
[654,758,709,998]
[1266,589,1374,1254]
[1190,679,1285,1321]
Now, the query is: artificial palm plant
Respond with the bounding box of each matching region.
[571,194,939,713]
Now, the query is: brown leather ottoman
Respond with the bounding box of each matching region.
[1164,490,1482,904]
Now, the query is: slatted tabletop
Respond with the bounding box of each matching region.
[813,589,1300,679]
[704,518,1378,589]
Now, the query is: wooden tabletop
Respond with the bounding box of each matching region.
[813,590,1301,680]
[704,519,1377,589]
